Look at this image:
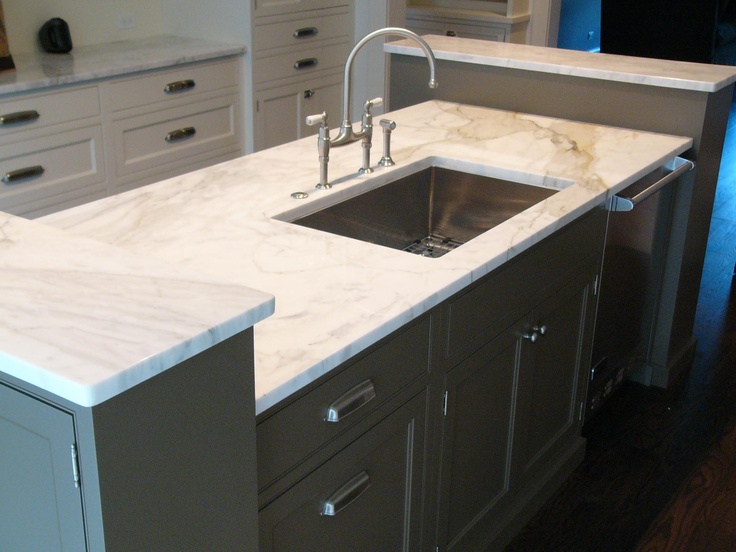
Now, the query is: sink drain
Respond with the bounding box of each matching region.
[403,235,463,258]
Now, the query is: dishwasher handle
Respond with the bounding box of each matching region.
[609,157,694,212]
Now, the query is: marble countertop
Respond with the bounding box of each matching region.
[41,100,692,415]
[0,35,245,95]
[0,211,273,407]
[385,35,736,92]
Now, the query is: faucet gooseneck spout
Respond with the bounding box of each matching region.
[329,27,438,148]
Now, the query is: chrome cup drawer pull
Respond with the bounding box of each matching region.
[3,165,45,184]
[0,110,40,126]
[294,58,318,70]
[165,127,196,142]
[325,379,376,423]
[293,26,318,39]
[164,79,196,94]
[321,471,371,516]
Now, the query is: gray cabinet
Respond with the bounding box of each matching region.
[259,390,427,551]
[257,207,607,551]
[0,330,259,552]
[0,385,86,552]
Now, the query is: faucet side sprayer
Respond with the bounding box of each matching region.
[305,27,438,190]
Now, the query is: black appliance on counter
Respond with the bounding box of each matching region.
[587,157,695,420]
[38,18,72,54]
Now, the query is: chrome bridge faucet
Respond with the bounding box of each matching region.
[305,27,438,189]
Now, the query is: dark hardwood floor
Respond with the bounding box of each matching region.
[503,101,736,552]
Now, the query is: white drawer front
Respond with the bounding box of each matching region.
[107,58,240,112]
[253,42,349,87]
[0,86,100,137]
[254,0,348,18]
[112,94,239,177]
[253,11,351,54]
[0,126,106,215]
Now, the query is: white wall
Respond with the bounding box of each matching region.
[3,0,163,54]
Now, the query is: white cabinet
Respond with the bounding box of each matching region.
[0,86,106,218]
[406,1,531,44]
[251,1,353,151]
[0,56,243,217]
[104,58,243,193]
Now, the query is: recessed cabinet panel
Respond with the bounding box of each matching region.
[259,390,427,552]
[107,59,240,112]
[113,94,239,177]
[252,42,350,86]
[439,328,519,551]
[0,86,100,138]
[0,384,86,552]
[0,125,106,216]
[254,0,348,18]
[257,317,430,492]
[254,75,342,151]
[253,11,352,53]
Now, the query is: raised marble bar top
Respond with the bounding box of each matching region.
[0,35,246,95]
[41,100,692,415]
[384,35,736,92]
[0,212,273,407]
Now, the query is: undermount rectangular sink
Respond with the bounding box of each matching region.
[287,166,560,258]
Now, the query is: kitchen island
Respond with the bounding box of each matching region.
[387,35,736,391]
[31,98,691,550]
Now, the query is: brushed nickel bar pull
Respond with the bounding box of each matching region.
[0,110,40,126]
[321,471,371,516]
[294,58,318,70]
[293,26,318,39]
[165,127,196,142]
[3,165,45,184]
[163,79,196,93]
[325,379,376,423]
[609,157,694,212]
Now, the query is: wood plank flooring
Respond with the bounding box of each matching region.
[502,102,736,552]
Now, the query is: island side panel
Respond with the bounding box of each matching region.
[389,54,733,387]
[91,329,258,552]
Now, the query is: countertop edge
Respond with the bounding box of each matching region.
[385,36,736,93]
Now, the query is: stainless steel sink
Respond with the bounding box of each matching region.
[288,166,559,258]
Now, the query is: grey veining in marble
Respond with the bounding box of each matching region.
[0,35,245,95]
[41,100,691,414]
[385,35,736,92]
[0,212,273,406]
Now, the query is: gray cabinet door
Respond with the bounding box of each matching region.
[259,390,427,552]
[437,325,520,551]
[0,384,86,552]
[513,267,596,487]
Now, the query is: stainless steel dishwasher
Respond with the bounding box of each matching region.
[588,157,695,419]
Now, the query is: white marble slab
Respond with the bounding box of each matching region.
[385,35,736,92]
[0,212,273,407]
[41,100,692,415]
[0,35,245,95]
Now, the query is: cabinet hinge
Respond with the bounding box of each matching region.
[442,390,448,416]
[256,99,260,113]
[593,274,600,296]
[70,443,81,488]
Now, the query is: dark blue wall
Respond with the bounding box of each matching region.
[558,0,601,52]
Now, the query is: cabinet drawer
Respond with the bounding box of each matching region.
[259,390,426,551]
[257,316,430,491]
[107,58,240,112]
[0,86,100,138]
[0,126,106,216]
[254,0,348,18]
[253,42,350,86]
[445,207,606,360]
[112,94,239,177]
[253,10,352,53]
